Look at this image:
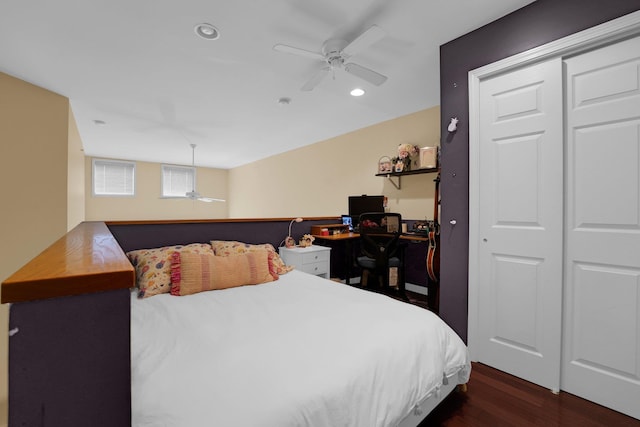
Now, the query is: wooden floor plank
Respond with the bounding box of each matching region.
[420,362,640,427]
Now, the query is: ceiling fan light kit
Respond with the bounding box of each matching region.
[273,24,388,92]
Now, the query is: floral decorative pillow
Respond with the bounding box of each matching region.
[127,243,214,298]
[210,240,294,275]
[170,250,278,296]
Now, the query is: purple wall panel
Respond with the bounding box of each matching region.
[108,219,331,253]
[9,289,130,427]
[439,0,640,341]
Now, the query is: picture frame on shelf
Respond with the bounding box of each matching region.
[378,156,392,173]
[418,146,438,169]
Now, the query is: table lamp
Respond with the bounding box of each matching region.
[285,217,303,248]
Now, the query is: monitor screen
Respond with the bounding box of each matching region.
[341,215,354,232]
[348,195,385,228]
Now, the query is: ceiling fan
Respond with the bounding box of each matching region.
[166,144,225,203]
[273,25,388,91]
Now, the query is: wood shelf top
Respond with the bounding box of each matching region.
[375,167,439,177]
[1,221,135,304]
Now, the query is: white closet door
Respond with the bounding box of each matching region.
[563,35,640,419]
[477,57,564,391]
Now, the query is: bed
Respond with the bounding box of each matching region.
[131,269,470,427]
[3,221,468,426]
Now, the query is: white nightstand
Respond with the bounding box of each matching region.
[279,245,331,279]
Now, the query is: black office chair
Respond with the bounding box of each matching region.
[356,212,408,301]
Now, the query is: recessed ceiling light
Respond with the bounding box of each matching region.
[277,97,291,106]
[350,88,365,97]
[194,23,220,40]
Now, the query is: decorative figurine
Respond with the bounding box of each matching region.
[284,236,296,248]
[299,234,315,248]
[448,117,459,132]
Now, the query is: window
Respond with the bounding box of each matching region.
[92,159,135,196]
[162,165,195,197]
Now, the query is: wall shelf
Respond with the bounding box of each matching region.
[376,167,439,189]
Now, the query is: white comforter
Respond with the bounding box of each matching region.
[131,270,469,427]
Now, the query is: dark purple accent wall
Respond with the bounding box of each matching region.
[9,289,130,427]
[439,0,640,341]
[108,219,332,253]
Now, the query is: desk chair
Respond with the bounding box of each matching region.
[356,212,408,301]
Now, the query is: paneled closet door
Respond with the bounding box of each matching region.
[476,57,564,392]
[562,35,640,420]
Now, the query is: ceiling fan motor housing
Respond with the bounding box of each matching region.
[322,39,348,58]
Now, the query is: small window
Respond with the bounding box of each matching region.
[92,159,135,196]
[162,165,195,197]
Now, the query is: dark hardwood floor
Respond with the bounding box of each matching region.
[396,291,639,426]
[418,362,639,427]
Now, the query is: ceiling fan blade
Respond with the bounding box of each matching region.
[301,67,330,91]
[273,44,325,61]
[344,62,387,86]
[342,25,386,57]
[197,197,226,203]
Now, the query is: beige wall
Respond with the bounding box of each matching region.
[0,72,72,427]
[85,158,228,221]
[68,108,85,230]
[229,107,441,220]
[86,108,439,222]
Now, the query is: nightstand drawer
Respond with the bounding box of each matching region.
[302,261,328,275]
[302,250,329,264]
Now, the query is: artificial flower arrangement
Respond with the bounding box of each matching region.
[391,143,420,172]
[299,234,315,248]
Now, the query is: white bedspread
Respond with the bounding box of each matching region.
[131,270,470,427]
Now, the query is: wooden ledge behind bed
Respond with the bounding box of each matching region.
[1,221,134,304]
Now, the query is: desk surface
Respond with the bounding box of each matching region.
[313,232,429,242]
[312,232,359,241]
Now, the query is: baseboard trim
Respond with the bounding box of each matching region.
[406,282,428,296]
[335,277,429,297]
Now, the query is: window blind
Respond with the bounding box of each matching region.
[93,159,135,196]
[162,165,195,197]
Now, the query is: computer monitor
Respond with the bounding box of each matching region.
[341,215,354,232]
[348,195,385,229]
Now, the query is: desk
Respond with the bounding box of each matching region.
[312,232,429,242]
[312,233,358,285]
[312,232,430,286]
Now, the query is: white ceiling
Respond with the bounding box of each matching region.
[0,0,534,169]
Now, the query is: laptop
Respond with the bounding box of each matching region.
[341,215,354,232]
